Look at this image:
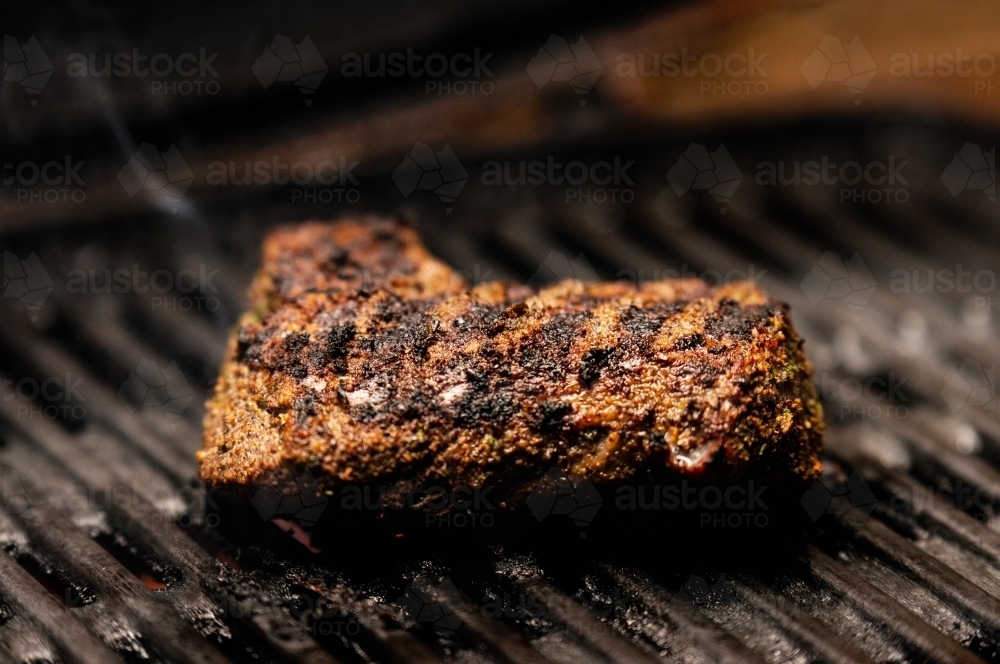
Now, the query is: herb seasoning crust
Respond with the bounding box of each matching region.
[199,219,823,515]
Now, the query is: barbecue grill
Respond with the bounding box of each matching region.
[2,117,999,664]
[3,0,1000,657]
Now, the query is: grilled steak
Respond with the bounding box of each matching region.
[199,219,823,524]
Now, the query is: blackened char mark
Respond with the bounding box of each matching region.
[533,401,573,432]
[671,333,704,352]
[328,324,357,354]
[520,311,590,382]
[542,313,590,353]
[364,307,439,370]
[236,325,277,365]
[282,332,311,378]
[579,347,615,387]
[374,293,410,323]
[285,332,310,349]
[704,299,770,340]
[392,387,435,421]
[411,319,441,361]
[455,369,516,426]
[242,327,310,376]
[314,323,356,374]
[458,302,505,334]
[321,244,348,269]
[489,302,528,336]
[621,303,684,353]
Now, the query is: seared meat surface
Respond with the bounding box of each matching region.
[199,219,823,517]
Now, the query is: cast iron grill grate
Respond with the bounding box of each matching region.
[1,124,1000,664]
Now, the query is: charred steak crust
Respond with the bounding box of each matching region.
[199,219,823,516]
